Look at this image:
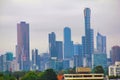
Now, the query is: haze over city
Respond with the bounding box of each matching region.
[0,0,120,56]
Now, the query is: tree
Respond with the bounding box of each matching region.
[21,71,38,80]
[3,74,16,80]
[12,71,26,80]
[0,73,4,80]
[93,65,104,74]
[39,69,57,80]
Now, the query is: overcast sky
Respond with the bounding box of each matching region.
[0,0,120,56]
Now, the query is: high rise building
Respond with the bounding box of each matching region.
[49,32,57,58]
[16,21,30,71]
[64,27,74,59]
[56,41,63,60]
[73,44,83,67]
[40,53,50,71]
[92,53,107,69]
[0,52,14,72]
[82,36,86,57]
[84,8,94,67]
[11,59,20,72]
[0,55,4,72]
[32,49,41,71]
[96,32,106,53]
[110,46,120,64]
[63,59,70,69]
[6,52,13,61]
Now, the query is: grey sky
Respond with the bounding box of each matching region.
[0,0,120,56]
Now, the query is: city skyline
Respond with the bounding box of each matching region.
[0,0,120,56]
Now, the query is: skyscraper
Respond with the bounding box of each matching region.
[73,44,83,67]
[16,21,30,71]
[96,32,106,53]
[5,52,13,61]
[64,27,73,59]
[32,49,41,71]
[0,54,5,71]
[56,41,63,60]
[5,52,14,72]
[92,53,107,69]
[84,8,94,67]
[49,32,57,58]
[110,46,120,64]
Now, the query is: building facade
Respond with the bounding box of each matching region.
[83,8,94,67]
[49,32,57,58]
[92,53,107,69]
[109,61,120,76]
[64,27,74,59]
[110,46,120,64]
[56,41,63,60]
[16,21,30,71]
[64,74,104,80]
[96,32,106,53]
[32,49,41,71]
[73,44,83,67]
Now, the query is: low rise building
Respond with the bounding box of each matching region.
[64,67,104,80]
[109,61,120,76]
[64,74,104,80]
[11,60,20,72]
[76,67,91,73]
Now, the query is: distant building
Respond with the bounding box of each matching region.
[56,60,63,71]
[32,49,41,71]
[110,46,120,64]
[48,58,63,71]
[49,58,57,70]
[56,41,63,60]
[5,52,14,71]
[73,44,83,67]
[96,32,106,53]
[11,59,20,72]
[0,52,17,72]
[63,59,70,69]
[73,55,79,67]
[5,52,13,61]
[0,55,3,71]
[0,52,20,72]
[64,74,104,80]
[49,32,57,58]
[92,53,107,69]
[82,36,86,56]
[40,53,50,71]
[109,61,120,76]
[64,27,74,59]
[83,8,94,68]
[16,21,30,71]
[0,55,5,71]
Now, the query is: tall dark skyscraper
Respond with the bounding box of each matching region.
[84,8,94,67]
[16,21,30,71]
[64,27,73,59]
[49,32,57,58]
[96,32,106,53]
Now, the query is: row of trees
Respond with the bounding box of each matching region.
[21,69,57,80]
[0,72,16,80]
[0,69,58,80]
[0,65,109,80]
